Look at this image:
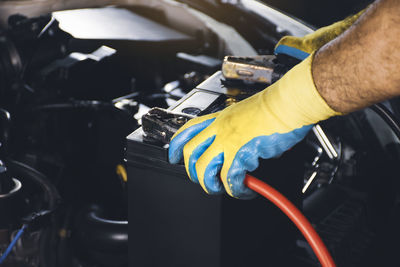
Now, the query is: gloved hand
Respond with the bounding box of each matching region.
[275,8,366,60]
[168,54,340,199]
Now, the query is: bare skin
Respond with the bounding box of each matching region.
[313,0,400,114]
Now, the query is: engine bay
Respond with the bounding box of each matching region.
[0,1,399,267]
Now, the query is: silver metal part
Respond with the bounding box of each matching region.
[312,124,338,160]
[221,55,276,84]
[302,171,317,194]
[302,125,341,194]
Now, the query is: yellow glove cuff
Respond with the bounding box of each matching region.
[275,8,366,54]
[262,53,341,130]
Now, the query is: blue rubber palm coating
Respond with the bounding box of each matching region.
[169,116,312,198]
[226,125,312,199]
[168,118,216,164]
[202,153,224,194]
[188,136,216,183]
[172,129,224,194]
[275,44,310,60]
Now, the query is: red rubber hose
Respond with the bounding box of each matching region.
[244,174,336,267]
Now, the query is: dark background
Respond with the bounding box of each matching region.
[262,0,373,27]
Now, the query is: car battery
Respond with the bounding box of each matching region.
[127,71,307,267]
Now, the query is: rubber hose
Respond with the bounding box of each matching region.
[76,205,128,252]
[6,160,60,209]
[0,109,11,154]
[244,174,336,267]
[370,103,400,141]
[4,160,60,267]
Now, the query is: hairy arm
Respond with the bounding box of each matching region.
[313,0,400,113]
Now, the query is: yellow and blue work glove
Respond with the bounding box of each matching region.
[168,54,340,199]
[275,8,365,60]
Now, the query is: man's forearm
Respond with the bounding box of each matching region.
[313,0,400,113]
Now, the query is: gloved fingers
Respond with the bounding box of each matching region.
[220,127,313,198]
[168,113,218,164]
[184,135,216,183]
[172,113,219,139]
[195,146,224,195]
[220,140,260,199]
[274,43,310,61]
[182,126,217,183]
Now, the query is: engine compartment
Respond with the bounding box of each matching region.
[0,1,399,267]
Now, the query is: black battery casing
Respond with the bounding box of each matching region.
[127,72,305,267]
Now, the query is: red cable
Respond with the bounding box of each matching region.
[244,174,336,267]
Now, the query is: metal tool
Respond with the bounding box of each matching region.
[221,55,295,84]
[142,107,193,144]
